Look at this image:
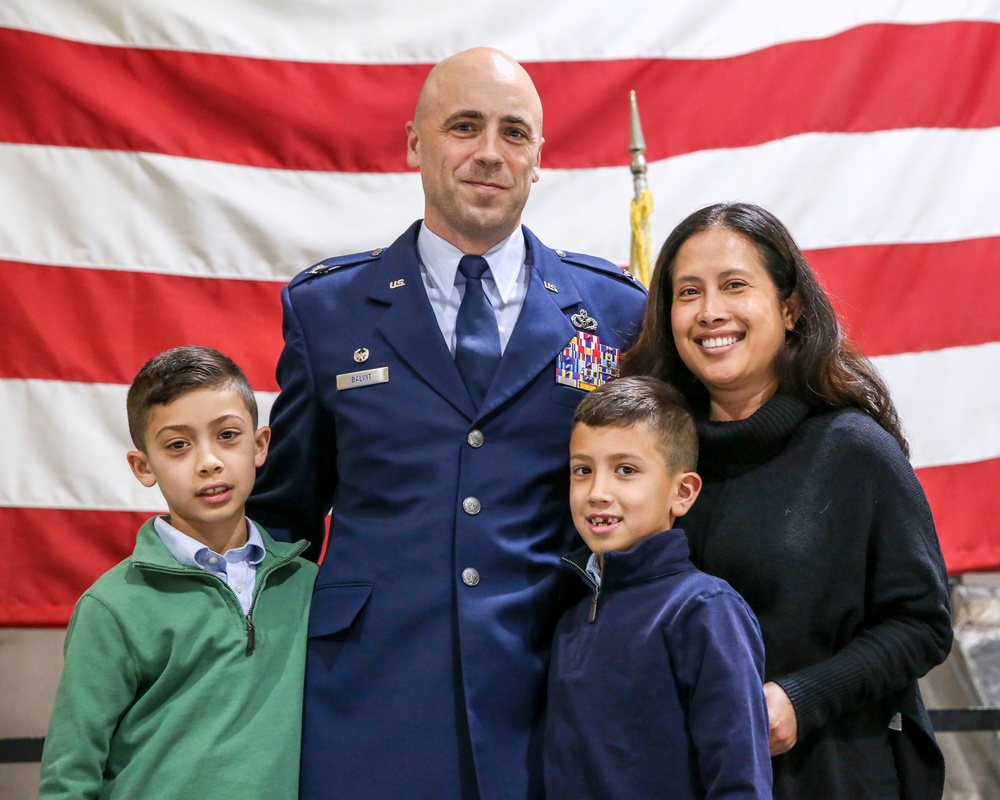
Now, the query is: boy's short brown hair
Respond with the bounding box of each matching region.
[126,345,258,450]
[573,376,698,473]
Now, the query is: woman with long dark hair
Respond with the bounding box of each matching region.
[623,202,952,799]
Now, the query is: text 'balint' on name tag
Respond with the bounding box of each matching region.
[336,367,389,390]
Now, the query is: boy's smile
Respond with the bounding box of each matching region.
[569,422,700,557]
[127,388,269,552]
[585,514,623,532]
[198,482,233,502]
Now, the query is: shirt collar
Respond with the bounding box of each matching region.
[585,550,603,588]
[417,223,525,304]
[153,515,266,570]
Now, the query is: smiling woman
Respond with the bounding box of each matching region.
[622,202,953,800]
[669,226,798,421]
[625,202,905,444]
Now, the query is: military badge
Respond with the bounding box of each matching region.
[571,308,598,332]
[555,331,620,392]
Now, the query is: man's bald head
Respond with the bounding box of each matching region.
[414,47,543,134]
[405,47,545,254]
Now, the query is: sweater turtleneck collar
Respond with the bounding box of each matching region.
[695,390,811,481]
[562,529,694,590]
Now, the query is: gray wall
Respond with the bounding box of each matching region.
[1,629,63,800]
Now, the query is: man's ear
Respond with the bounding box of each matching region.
[669,472,703,519]
[127,450,158,488]
[405,121,420,170]
[532,137,544,183]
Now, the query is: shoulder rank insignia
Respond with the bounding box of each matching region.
[556,331,620,392]
[306,246,388,277]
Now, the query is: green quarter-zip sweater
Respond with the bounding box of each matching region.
[39,517,316,800]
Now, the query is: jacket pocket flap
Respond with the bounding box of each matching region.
[551,384,586,408]
[308,582,373,638]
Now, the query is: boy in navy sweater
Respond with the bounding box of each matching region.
[544,376,771,799]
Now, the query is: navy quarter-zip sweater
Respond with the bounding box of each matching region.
[544,531,772,799]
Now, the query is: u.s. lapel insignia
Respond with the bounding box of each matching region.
[571,308,598,332]
[353,347,370,363]
[555,331,621,392]
[543,281,559,293]
[389,279,405,289]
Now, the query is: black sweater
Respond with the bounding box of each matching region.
[684,391,953,799]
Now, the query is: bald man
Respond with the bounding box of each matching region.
[249,48,646,799]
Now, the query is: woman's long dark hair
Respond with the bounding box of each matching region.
[621,202,908,456]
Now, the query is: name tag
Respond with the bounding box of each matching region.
[336,367,389,390]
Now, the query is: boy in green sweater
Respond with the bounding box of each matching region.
[39,346,316,800]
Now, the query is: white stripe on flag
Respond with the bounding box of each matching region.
[0,378,276,512]
[3,126,1000,279]
[2,0,999,60]
[874,343,1000,469]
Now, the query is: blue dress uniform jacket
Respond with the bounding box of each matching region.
[248,221,647,800]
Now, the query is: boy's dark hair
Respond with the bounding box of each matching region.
[574,376,698,473]
[126,345,258,450]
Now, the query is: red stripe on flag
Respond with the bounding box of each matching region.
[2,22,999,171]
[0,260,283,390]
[0,26,423,173]
[807,237,1000,357]
[916,458,1000,575]
[6,237,999,388]
[1,506,150,627]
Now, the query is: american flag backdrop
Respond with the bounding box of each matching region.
[2,1,1000,626]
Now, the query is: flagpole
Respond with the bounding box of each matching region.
[629,90,654,287]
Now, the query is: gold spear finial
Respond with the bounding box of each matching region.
[628,90,653,286]
[629,90,648,200]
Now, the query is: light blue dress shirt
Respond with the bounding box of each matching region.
[585,551,603,588]
[153,515,266,614]
[417,223,529,355]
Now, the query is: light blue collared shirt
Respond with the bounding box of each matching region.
[153,516,266,614]
[417,223,530,356]
[585,551,603,589]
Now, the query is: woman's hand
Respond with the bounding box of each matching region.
[763,681,798,755]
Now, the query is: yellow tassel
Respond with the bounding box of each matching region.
[629,188,654,287]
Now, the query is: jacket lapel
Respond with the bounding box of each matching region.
[478,232,583,417]
[368,225,477,419]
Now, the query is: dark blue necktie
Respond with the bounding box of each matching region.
[455,255,501,407]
